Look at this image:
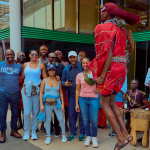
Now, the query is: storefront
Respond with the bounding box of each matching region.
[0,0,150,95]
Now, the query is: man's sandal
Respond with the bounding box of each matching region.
[114,138,128,150]
[127,135,133,142]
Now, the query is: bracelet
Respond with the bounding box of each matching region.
[76,102,78,104]
[62,101,64,103]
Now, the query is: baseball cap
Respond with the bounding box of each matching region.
[47,64,56,71]
[68,51,77,58]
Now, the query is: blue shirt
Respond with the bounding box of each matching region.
[0,61,22,93]
[115,91,124,102]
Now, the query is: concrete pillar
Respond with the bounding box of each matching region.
[9,0,21,58]
[0,47,2,62]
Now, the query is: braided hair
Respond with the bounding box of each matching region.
[104,3,140,25]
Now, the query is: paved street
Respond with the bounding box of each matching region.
[0,110,149,150]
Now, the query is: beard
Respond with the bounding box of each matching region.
[41,52,47,57]
[7,57,14,63]
[19,59,25,64]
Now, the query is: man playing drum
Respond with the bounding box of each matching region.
[126,79,147,134]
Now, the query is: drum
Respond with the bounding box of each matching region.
[130,109,150,148]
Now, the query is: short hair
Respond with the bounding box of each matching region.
[5,49,15,55]
[131,79,139,85]
[29,49,38,54]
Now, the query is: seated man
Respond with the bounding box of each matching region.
[126,79,147,133]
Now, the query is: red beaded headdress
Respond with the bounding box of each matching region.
[39,45,48,57]
[100,3,140,25]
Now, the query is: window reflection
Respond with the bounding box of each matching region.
[0,0,9,30]
[23,0,52,29]
[124,0,148,32]
[54,0,76,33]
[79,0,99,35]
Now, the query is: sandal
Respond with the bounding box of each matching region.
[127,135,133,142]
[40,126,46,133]
[114,138,128,150]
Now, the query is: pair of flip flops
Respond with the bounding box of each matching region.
[114,136,133,150]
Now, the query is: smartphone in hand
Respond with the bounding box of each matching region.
[68,79,73,83]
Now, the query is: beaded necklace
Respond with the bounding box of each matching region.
[39,57,48,64]
[129,89,138,107]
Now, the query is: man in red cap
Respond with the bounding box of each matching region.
[88,2,140,150]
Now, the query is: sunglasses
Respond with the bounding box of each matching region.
[31,53,38,56]
[50,57,58,59]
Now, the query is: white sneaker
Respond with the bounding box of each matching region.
[62,135,67,143]
[92,137,98,148]
[45,137,51,145]
[23,131,30,141]
[84,136,91,147]
[31,131,38,140]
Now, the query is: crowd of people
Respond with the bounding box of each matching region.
[0,3,150,150]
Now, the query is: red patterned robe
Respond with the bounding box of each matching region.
[88,22,127,96]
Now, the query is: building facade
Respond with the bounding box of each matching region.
[0,0,150,95]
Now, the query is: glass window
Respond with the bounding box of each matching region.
[23,0,52,29]
[54,0,76,33]
[105,0,123,9]
[0,0,10,30]
[79,0,99,35]
[124,0,148,32]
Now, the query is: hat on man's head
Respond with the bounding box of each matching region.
[68,51,77,58]
[47,64,56,71]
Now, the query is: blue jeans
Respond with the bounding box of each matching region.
[79,97,99,137]
[0,91,20,132]
[68,96,85,135]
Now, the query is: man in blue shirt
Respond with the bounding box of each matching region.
[61,51,85,141]
[0,49,23,143]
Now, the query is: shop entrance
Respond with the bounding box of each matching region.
[135,41,149,96]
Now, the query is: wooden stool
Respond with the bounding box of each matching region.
[130,109,150,148]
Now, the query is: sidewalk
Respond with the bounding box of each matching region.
[2,110,149,150]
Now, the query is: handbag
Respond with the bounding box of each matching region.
[83,71,96,86]
[45,98,57,105]
[24,85,37,95]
